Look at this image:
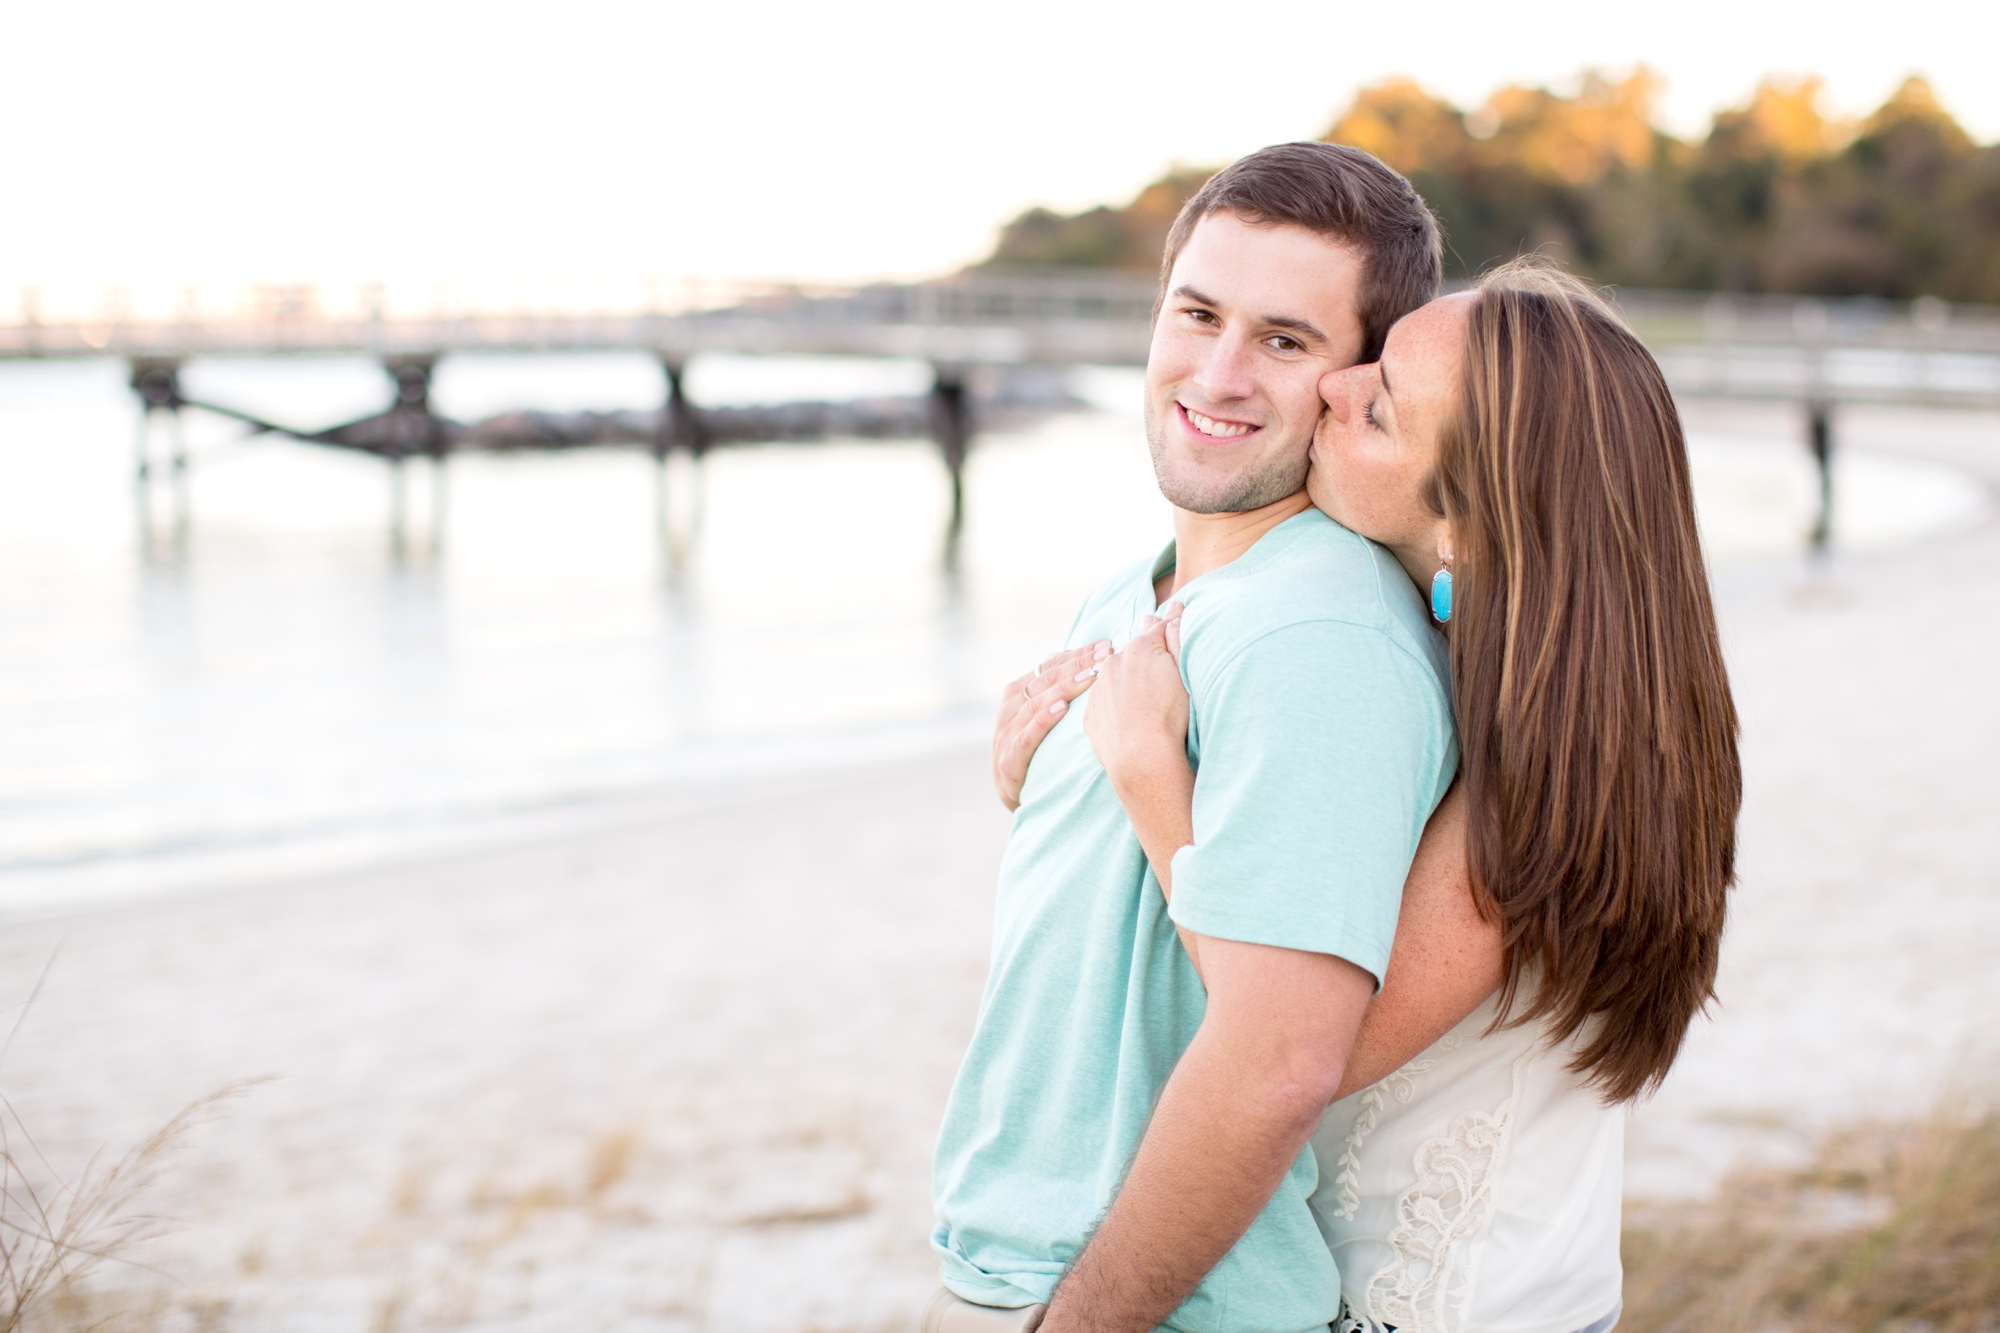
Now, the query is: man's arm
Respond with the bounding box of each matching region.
[1038,937,1374,1333]
[1055,617,1457,1330]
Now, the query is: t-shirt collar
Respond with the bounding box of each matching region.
[1143,508,1321,605]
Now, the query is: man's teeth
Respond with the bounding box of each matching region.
[1185,407,1253,439]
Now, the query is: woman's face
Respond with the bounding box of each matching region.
[1306,293,1473,586]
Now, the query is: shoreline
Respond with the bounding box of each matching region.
[0,708,994,923]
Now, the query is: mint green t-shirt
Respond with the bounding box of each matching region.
[931,510,1458,1333]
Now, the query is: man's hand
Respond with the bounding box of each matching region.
[1040,937,1374,1333]
[991,641,1111,811]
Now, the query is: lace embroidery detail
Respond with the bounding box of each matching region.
[1334,1295,1392,1333]
[1330,1055,1435,1220]
[1362,1097,1514,1333]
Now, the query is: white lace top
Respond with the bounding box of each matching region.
[1310,995,1625,1333]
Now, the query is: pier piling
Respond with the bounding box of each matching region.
[129,358,189,545]
[930,366,971,569]
[380,356,446,556]
[1807,399,1835,553]
[655,357,710,572]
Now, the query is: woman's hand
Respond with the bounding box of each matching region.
[1082,604,1190,798]
[992,640,1111,811]
[1085,604,1203,977]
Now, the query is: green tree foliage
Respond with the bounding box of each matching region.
[982,73,2000,300]
[982,168,1214,270]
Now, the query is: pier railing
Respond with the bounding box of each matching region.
[0,271,1163,367]
[1614,290,2000,410]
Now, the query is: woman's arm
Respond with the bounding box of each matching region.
[1105,770,1499,1095]
[1126,778,1500,1098]
[1332,781,1503,1100]
[1085,614,1503,1097]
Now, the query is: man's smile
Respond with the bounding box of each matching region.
[1178,402,1261,442]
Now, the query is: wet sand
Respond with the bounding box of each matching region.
[5,402,1997,1330]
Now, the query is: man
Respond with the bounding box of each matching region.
[927,143,1457,1333]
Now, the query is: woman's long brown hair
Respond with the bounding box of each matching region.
[1436,259,1741,1102]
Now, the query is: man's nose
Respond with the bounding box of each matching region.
[1190,332,1257,403]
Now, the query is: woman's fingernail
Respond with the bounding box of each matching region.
[1094,643,1111,660]
[1049,699,1068,715]
[1074,668,1096,683]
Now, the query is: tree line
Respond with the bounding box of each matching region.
[983,73,2000,301]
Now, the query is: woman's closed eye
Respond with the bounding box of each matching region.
[1363,397,1385,430]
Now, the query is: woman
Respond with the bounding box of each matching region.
[1003,259,1739,1333]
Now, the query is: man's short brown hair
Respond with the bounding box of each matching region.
[1159,142,1442,362]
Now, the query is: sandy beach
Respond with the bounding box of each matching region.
[6,401,1998,1331]
[5,755,1013,1331]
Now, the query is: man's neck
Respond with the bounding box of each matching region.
[1157,491,1313,604]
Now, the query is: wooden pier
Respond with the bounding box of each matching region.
[4,273,1997,559]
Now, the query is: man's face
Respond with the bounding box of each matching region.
[1144,212,1368,514]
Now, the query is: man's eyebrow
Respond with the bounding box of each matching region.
[1170,285,1328,345]
[1262,312,1329,344]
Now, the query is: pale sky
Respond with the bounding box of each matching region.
[7,0,1995,296]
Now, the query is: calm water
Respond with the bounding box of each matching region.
[0,354,1986,909]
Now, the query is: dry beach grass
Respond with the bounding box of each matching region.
[1621,1107,2000,1333]
[0,960,253,1333]
[18,1074,2000,1333]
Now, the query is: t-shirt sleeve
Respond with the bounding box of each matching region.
[1166,620,1453,987]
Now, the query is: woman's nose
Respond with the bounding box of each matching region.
[1320,366,1357,421]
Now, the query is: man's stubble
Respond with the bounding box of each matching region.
[1143,401,1312,516]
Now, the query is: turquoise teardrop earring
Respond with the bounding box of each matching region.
[1430,562,1453,623]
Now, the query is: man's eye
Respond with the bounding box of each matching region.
[1185,308,1218,325]
[1268,335,1301,352]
